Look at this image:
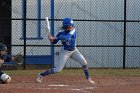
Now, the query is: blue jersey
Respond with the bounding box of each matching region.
[52,28,76,51]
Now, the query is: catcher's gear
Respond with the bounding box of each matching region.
[13,53,23,65]
[1,73,11,83]
[62,18,74,29]
[0,43,7,57]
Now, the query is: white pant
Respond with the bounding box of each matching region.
[55,47,87,72]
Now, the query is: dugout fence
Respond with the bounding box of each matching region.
[0,0,140,69]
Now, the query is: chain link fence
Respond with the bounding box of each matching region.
[0,0,140,70]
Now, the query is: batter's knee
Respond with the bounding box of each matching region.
[81,58,88,65]
[82,65,88,70]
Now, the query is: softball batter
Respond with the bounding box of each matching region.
[36,18,94,84]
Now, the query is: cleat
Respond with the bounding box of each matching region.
[87,78,94,84]
[36,73,43,83]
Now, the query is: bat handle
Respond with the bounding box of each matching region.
[48,31,51,36]
[45,17,50,31]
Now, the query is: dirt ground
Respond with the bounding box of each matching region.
[0,76,140,93]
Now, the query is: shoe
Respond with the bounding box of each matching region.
[36,73,43,83]
[87,78,94,84]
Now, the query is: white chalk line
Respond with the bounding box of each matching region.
[45,84,96,93]
[48,84,70,87]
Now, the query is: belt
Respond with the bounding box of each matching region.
[64,49,75,51]
[68,49,75,51]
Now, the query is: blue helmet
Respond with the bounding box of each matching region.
[62,18,74,29]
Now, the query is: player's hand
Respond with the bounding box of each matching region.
[48,34,54,42]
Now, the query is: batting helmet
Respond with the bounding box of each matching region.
[62,18,74,29]
[0,43,7,51]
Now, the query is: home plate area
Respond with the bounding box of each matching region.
[0,76,140,93]
[38,84,96,93]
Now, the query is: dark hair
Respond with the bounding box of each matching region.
[62,26,75,30]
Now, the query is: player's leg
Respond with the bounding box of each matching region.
[40,50,72,75]
[0,65,4,83]
[0,71,4,84]
[36,48,72,83]
[71,49,94,84]
[0,70,4,80]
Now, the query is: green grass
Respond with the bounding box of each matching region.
[92,69,140,77]
[4,69,140,77]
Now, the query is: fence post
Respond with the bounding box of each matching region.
[51,0,55,67]
[123,0,127,69]
[22,0,27,70]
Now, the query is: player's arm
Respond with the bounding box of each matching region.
[48,33,59,44]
